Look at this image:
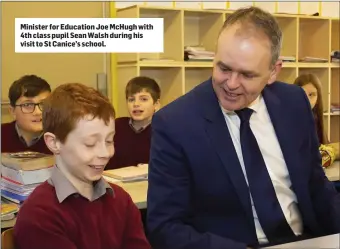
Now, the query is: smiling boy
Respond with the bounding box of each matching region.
[14,83,150,249]
[106,76,161,169]
[1,75,51,153]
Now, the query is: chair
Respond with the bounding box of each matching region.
[1,228,15,249]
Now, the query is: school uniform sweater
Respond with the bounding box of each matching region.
[14,180,150,249]
[1,121,51,154]
[106,117,151,170]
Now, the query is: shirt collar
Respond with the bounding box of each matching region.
[15,122,43,147]
[47,165,114,203]
[129,118,151,133]
[221,95,262,115]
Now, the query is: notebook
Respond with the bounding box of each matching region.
[103,164,148,182]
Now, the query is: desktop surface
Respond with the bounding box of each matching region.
[264,233,339,248]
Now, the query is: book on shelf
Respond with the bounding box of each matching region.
[280,55,296,62]
[103,164,148,182]
[299,57,328,63]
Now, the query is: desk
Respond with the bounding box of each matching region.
[265,233,340,248]
[1,160,338,229]
[325,160,340,182]
[1,180,148,229]
[115,180,148,209]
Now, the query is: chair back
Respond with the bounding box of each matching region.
[1,228,15,249]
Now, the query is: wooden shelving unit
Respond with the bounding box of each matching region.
[116,5,340,142]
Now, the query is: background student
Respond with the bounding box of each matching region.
[14,83,150,249]
[294,73,340,167]
[106,76,161,170]
[1,75,51,154]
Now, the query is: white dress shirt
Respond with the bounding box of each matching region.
[221,95,303,244]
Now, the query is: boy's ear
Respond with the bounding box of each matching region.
[44,132,62,154]
[8,106,16,119]
[154,99,161,112]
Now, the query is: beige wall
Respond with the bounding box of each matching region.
[116,1,339,18]
[1,2,111,123]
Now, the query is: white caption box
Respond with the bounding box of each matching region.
[15,18,164,53]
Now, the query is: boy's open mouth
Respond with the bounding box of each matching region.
[32,118,42,123]
[133,110,144,114]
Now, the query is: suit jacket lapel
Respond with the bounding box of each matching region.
[195,79,255,228]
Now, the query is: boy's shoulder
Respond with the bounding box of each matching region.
[115,116,130,123]
[1,121,16,131]
[16,181,60,221]
[20,181,57,209]
[115,117,131,129]
[106,182,136,207]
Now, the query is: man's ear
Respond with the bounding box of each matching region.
[267,59,283,85]
[154,99,161,112]
[44,132,62,155]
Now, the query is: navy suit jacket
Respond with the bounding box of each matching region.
[146,79,340,249]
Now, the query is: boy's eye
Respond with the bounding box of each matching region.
[141,97,149,101]
[22,103,34,107]
[128,98,134,102]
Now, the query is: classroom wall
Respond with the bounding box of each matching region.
[1,2,112,123]
[1,1,339,123]
[115,1,340,18]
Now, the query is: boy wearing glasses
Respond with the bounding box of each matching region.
[1,75,51,154]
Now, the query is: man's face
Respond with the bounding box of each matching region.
[127,90,159,122]
[58,117,115,183]
[11,91,50,134]
[212,24,281,111]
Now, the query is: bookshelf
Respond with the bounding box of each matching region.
[116,5,340,142]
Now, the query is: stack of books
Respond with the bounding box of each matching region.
[184,46,215,62]
[1,198,19,221]
[1,151,54,204]
[331,51,340,63]
[331,104,340,114]
[103,164,148,183]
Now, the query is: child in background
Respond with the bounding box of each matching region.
[1,75,51,154]
[14,83,150,249]
[294,73,340,167]
[106,76,161,170]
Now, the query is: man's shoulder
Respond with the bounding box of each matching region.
[155,79,210,120]
[269,81,303,96]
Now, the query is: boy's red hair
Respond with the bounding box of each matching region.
[42,83,115,143]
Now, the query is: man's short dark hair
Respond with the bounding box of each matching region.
[8,75,51,107]
[221,6,282,66]
[125,76,161,103]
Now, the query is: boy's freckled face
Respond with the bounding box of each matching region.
[12,91,50,133]
[58,117,115,183]
[127,90,158,122]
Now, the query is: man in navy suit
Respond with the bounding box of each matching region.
[146,6,340,249]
